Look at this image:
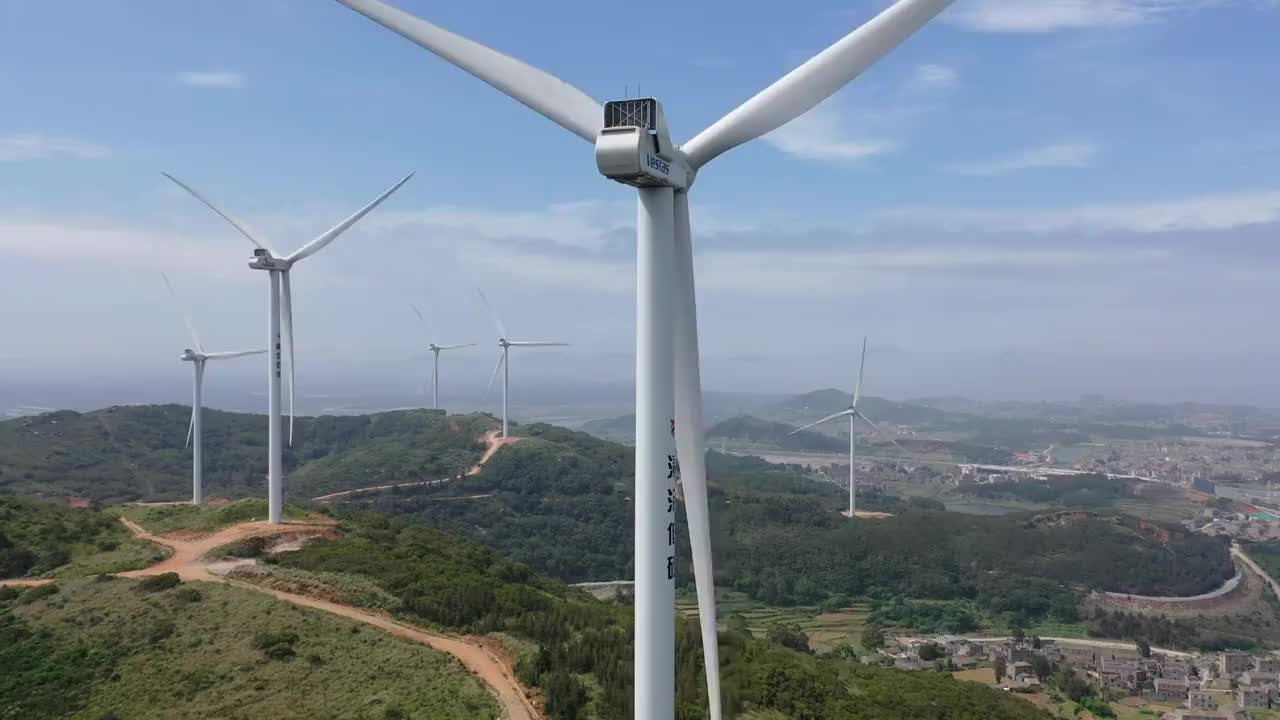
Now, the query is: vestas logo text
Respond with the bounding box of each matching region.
[646,154,670,175]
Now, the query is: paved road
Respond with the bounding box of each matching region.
[969,636,1195,658]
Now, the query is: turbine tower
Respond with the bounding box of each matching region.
[162,274,264,506]
[790,338,904,518]
[411,304,474,409]
[477,289,567,438]
[333,1,951,715]
[165,171,414,523]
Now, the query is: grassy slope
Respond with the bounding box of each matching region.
[3,577,498,720]
[0,498,164,580]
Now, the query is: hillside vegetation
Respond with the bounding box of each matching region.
[0,498,164,579]
[338,426,1233,633]
[0,406,493,503]
[1,577,498,720]
[264,512,1051,720]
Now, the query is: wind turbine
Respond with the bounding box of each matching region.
[164,171,415,523]
[161,274,265,506]
[332,0,951,715]
[410,304,474,410]
[477,289,566,438]
[790,338,905,518]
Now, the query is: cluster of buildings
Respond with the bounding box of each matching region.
[883,634,1280,720]
[1192,506,1280,541]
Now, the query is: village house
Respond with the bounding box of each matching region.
[1148,677,1190,704]
[1219,653,1251,679]
[1190,689,1220,711]
[1236,685,1270,710]
[1254,656,1280,674]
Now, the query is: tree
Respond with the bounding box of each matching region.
[1136,638,1151,658]
[1030,655,1052,681]
[918,642,945,662]
[1011,623,1026,644]
[1031,636,1042,649]
[861,624,885,651]
[994,656,1008,682]
[767,623,812,655]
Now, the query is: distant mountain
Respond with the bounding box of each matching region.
[765,389,950,428]
[707,415,845,453]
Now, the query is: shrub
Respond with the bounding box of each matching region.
[174,587,203,604]
[138,573,181,593]
[16,583,59,605]
[252,630,299,661]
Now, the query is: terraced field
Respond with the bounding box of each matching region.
[678,591,873,652]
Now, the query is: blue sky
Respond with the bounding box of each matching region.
[3,0,1280,408]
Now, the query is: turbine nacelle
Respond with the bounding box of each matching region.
[181,349,203,362]
[595,98,692,190]
[248,248,293,272]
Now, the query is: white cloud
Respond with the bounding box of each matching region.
[950,0,1236,33]
[883,188,1280,233]
[371,201,632,250]
[909,63,959,91]
[764,108,897,162]
[0,217,249,281]
[0,133,111,162]
[178,71,246,89]
[947,141,1100,176]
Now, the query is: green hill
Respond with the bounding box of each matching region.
[0,406,494,504]
[706,415,846,453]
[3,503,1052,720]
[1,577,498,720]
[338,425,1234,635]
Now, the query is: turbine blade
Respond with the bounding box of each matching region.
[857,412,907,454]
[160,272,204,352]
[853,336,868,406]
[476,288,509,340]
[682,0,953,168]
[672,192,722,720]
[487,351,505,392]
[185,404,195,449]
[409,303,437,340]
[505,341,568,347]
[281,271,296,446]
[436,343,476,351]
[788,410,853,435]
[204,349,268,360]
[334,0,604,143]
[162,172,277,254]
[286,172,414,263]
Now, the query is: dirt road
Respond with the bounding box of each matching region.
[114,515,538,720]
[1234,543,1280,601]
[0,578,53,588]
[312,430,519,502]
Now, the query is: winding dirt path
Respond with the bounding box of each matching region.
[312,430,519,503]
[114,515,538,720]
[0,578,52,588]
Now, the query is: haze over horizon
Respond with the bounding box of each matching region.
[3,0,1279,410]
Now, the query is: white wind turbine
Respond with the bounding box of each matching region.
[410,304,475,409]
[162,274,265,506]
[164,171,415,523]
[790,338,905,518]
[477,289,567,438]
[333,0,952,715]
